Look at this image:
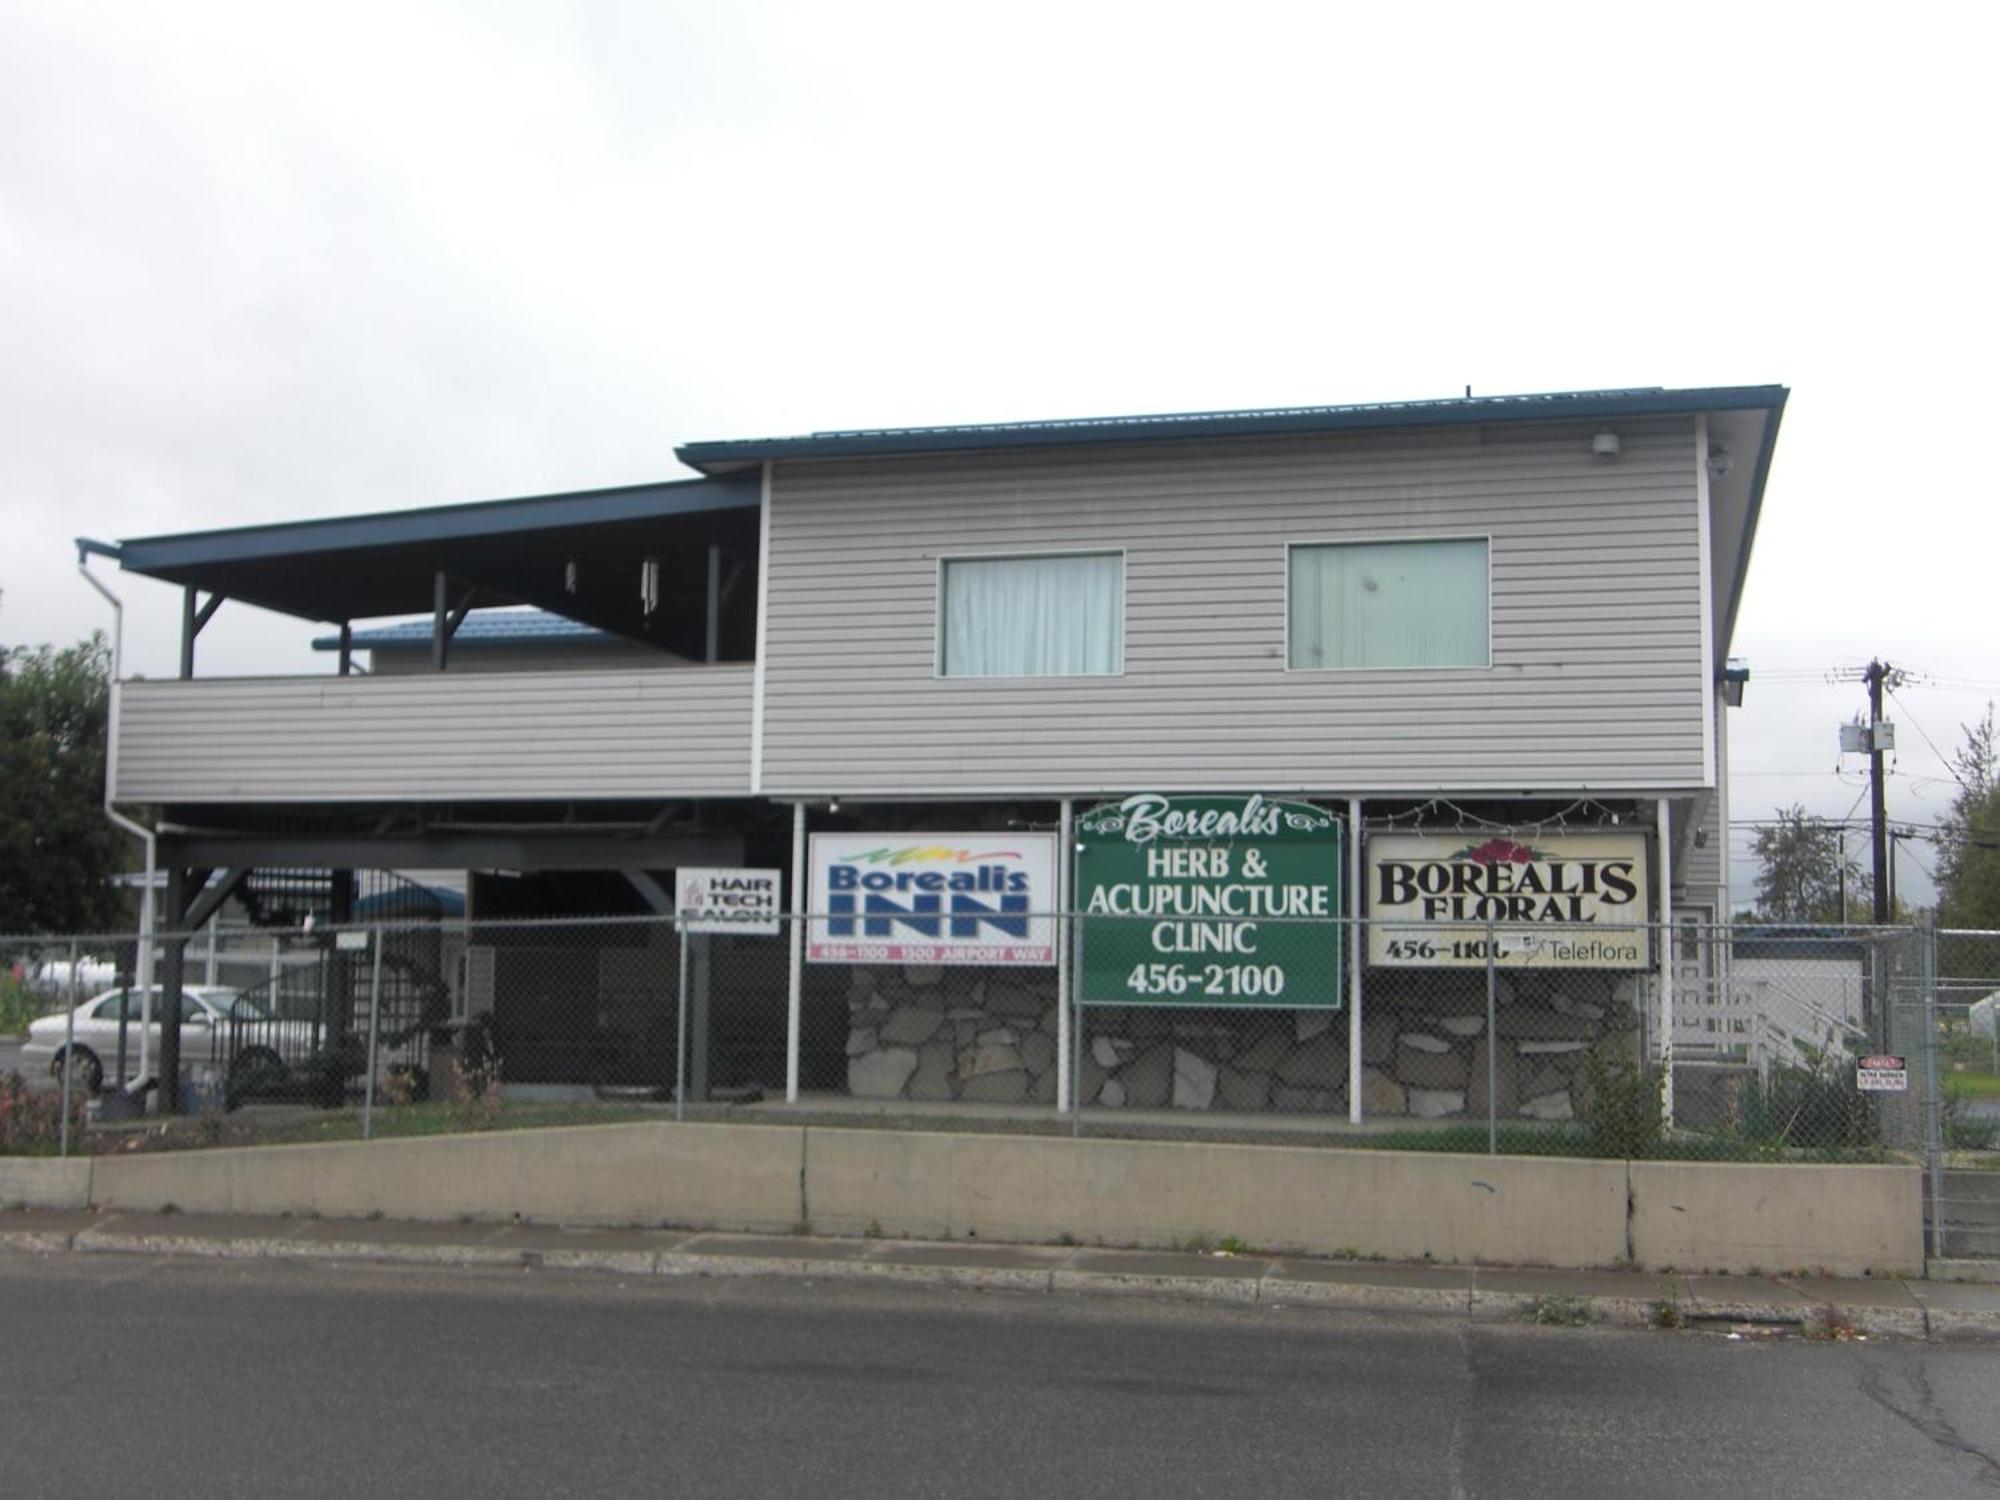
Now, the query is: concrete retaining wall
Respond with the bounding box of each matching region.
[1629,1161,1923,1277]
[0,1156,93,1210]
[90,1123,805,1232]
[805,1129,1631,1267]
[44,1125,1927,1276]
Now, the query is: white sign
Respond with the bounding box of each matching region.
[677,867,782,935]
[1367,831,1651,969]
[808,833,1057,965]
[1857,1055,1908,1092]
[334,930,371,952]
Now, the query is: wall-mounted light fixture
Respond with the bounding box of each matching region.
[1591,432,1621,459]
[828,795,841,814]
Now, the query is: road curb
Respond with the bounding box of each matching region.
[13,1221,1992,1340]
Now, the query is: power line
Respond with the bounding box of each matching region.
[1886,685,1976,794]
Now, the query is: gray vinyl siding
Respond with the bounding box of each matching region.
[115,666,753,803]
[761,419,1709,796]
[1678,695,1728,900]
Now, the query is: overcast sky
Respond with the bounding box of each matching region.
[3,2,1995,905]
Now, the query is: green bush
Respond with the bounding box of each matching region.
[1577,1047,1662,1159]
[0,972,42,1036]
[0,1070,86,1155]
[1732,1053,1879,1152]
[1943,1084,1999,1151]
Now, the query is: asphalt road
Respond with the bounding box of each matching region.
[1,1254,1996,1498]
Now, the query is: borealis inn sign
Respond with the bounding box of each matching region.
[1077,794,1343,1008]
[1366,832,1650,970]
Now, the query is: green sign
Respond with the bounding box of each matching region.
[1076,794,1343,1009]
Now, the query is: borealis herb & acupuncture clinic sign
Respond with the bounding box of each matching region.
[1077,794,1342,1008]
[1366,832,1649,969]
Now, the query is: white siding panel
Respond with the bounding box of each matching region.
[115,666,754,802]
[761,420,1708,795]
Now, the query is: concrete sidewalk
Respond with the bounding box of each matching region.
[5,1206,1998,1339]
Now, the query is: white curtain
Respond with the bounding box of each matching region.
[1288,539,1488,670]
[942,553,1123,676]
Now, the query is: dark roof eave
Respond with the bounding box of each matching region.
[118,473,758,576]
[674,385,1791,474]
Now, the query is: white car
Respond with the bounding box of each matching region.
[21,986,317,1094]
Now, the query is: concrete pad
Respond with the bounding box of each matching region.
[1680,1274,1815,1324]
[1909,1280,2000,1337]
[680,1234,878,1262]
[1264,1259,1472,1313]
[1063,1248,1270,1280]
[1925,1258,2000,1284]
[863,1242,1073,1271]
[490,1224,694,1255]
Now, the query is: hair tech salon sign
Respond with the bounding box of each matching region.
[1366,831,1650,970]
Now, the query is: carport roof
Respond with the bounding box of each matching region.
[107,473,759,639]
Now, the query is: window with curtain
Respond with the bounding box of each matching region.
[939,552,1124,677]
[1287,538,1489,670]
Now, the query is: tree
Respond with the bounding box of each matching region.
[0,634,134,932]
[1751,804,1864,924]
[1936,704,2000,930]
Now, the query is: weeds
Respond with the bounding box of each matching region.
[1648,1278,1688,1330]
[451,1019,504,1132]
[1804,1305,1861,1342]
[1520,1294,1597,1327]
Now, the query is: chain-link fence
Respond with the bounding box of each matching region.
[5,916,1998,1205]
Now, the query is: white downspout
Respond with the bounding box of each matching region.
[77,541,157,1085]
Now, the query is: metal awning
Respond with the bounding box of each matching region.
[107,474,760,653]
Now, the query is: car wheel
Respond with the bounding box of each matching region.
[53,1047,103,1095]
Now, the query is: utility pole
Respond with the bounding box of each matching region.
[1866,660,1890,924]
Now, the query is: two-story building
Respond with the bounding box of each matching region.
[91,383,1785,1119]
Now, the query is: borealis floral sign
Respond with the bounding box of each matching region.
[807,834,1057,965]
[1366,832,1650,969]
[1077,794,1342,1008]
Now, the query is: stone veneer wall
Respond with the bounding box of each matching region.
[844,964,1645,1120]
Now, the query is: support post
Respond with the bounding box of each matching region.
[786,802,806,1103]
[1657,796,1674,1128]
[326,870,356,1044]
[59,940,78,1156]
[1485,918,1498,1155]
[204,917,219,986]
[158,864,188,1114]
[675,917,689,1122]
[180,586,197,680]
[1867,660,1890,925]
[363,929,383,1140]
[432,571,450,671]
[1057,797,1073,1113]
[690,933,712,1102]
[338,622,354,677]
[1348,797,1364,1124]
[705,544,722,663]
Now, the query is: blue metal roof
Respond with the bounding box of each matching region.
[311,612,617,652]
[675,385,1789,473]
